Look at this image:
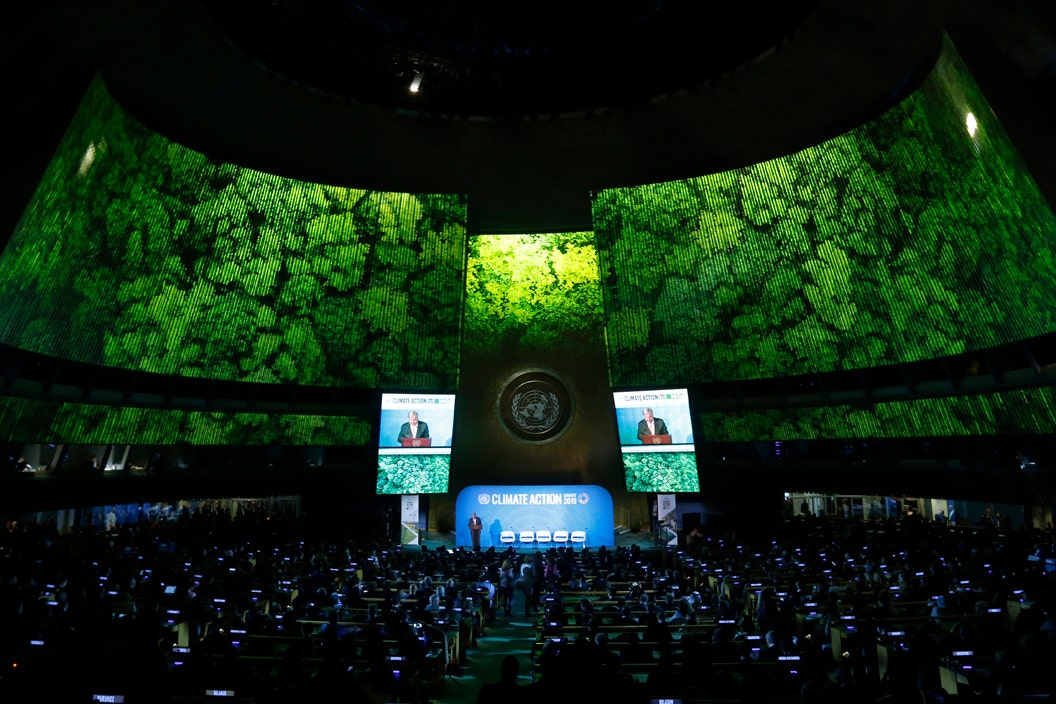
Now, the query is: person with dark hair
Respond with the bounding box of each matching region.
[517,555,535,616]
[527,553,543,615]
[477,654,524,704]
[498,558,516,617]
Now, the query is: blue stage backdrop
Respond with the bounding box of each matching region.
[455,485,615,548]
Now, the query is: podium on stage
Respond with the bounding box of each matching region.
[401,437,432,448]
[640,434,672,445]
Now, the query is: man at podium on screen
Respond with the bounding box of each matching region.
[636,407,669,443]
[397,410,430,444]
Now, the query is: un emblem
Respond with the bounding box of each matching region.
[498,370,573,444]
[510,389,561,432]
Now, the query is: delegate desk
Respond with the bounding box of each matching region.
[939,651,994,697]
[829,615,860,663]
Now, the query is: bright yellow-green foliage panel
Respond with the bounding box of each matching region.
[376,455,450,494]
[702,387,1056,441]
[0,397,372,445]
[0,78,467,390]
[593,39,1056,386]
[623,452,700,493]
[464,232,604,351]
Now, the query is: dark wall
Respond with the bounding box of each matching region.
[450,345,621,490]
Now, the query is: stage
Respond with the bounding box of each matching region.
[407,528,660,552]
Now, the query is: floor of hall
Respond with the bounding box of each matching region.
[433,607,538,704]
[402,531,660,704]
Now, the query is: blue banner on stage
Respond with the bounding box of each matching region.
[455,485,615,549]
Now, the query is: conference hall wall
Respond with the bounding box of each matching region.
[592,37,1056,388]
[0,78,464,490]
[449,232,620,487]
[7,35,1056,519]
[591,38,1056,499]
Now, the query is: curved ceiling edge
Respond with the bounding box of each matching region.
[90,0,942,234]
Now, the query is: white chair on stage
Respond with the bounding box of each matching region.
[518,530,536,546]
[535,530,552,546]
[499,531,516,546]
[552,530,569,544]
[570,531,587,547]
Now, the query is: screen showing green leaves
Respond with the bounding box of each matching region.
[593,38,1056,387]
[0,77,467,390]
[613,388,700,492]
[701,386,1056,442]
[376,392,455,494]
[0,396,371,445]
[463,232,604,353]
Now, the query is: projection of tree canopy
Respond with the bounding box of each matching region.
[0,397,372,445]
[592,40,1056,387]
[376,455,450,495]
[0,78,467,389]
[464,233,604,352]
[701,387,1056,442]
[623,452,700,493]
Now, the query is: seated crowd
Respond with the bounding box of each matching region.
[0,503,1055,703]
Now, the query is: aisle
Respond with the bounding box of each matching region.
[435,596,537,703]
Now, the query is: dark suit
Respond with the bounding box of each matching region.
[468,515,483,549]
[397,421,429,444]
[637,418,668,442]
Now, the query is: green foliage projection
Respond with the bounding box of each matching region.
[0,396,371,445]
[0,78,467,390]
[623,452,700,492]
[593,39,1056,386]
[376,454,450,494]
[464,233,604,352]
[701,387,1056,442]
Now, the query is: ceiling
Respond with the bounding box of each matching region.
[2,0,1055,234]
[204,0,822,116]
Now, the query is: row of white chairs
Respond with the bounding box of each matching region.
[498,529,586,546]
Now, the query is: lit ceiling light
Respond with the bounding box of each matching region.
[409,72,424,93]
[77,142,97,177]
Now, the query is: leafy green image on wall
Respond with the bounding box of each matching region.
[376,454,450,494]
[464,233,605,353]
[623,451,700,492]
[0,77,467,390]
[0,396,372,445]
[593,37,1056,387]
[701,386,1056,442]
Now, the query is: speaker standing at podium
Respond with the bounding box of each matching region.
[397,410,430,444]
[636,408,668,442]
[468,512,483,550]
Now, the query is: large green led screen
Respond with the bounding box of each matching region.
[463,232,604,353]
[701,387,1056,442]
[593,38,1056,387]
[0,77,467,390]
[0,396,372,446]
